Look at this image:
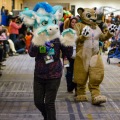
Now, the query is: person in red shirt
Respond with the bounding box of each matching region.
[9,16,22,43]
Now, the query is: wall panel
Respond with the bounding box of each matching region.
[0,0,23,12]
[23,0,120,15]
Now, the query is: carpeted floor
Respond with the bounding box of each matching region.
[0,54,120,120]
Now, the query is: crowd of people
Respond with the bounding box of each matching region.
[0,6,33,76]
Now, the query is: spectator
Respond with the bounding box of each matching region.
[9,16,22,43]
[1,9,9,26]
[25,31,32,53]
[0,25,8,58]
[14,34,26,54]
[63,17,78,94]
[17,17,27,36]
[1,6,5,25]
[1,6,5,15]
[0,46,4,76]
[7,12,13,26]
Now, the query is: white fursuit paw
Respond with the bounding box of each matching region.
[60,28,77,46]
[32,30,49,46]
[108,24,118,35]
[82,26,90,37]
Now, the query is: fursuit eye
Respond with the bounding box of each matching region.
[53,20,57,24]
[42,21,48,26]
[86,13,91,18]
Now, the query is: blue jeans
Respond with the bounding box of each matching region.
[9,34,18,43]
[16,48,25,54]
[34,76,61,120]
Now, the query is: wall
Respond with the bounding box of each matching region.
[15,0,24,10]
[0,0,23,12]
[0,0,119,15]
[23,0,120,15]
[0,0,12,12]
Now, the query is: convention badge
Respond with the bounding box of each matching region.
[44,55,54,64]
[39,46,46,53]
[48,48,55,55]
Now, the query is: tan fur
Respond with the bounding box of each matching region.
[63,18,70,29]
[73,8,113,104]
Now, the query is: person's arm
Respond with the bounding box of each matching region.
[12,22,22,29]
[28,43,39,57]
[60,45,73,59]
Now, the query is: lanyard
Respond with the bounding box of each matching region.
[45,41,55,55]
[45,41,54,52]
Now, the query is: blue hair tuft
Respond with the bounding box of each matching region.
[33,2,53,13]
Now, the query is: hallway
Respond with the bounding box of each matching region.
[0,54,120,120]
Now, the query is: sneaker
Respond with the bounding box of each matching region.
[13,52,19,56]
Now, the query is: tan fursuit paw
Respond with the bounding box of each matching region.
[92,95,107,105]
[74,95,88,102]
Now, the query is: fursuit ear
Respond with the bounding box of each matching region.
[32,12,40,24]
[93,7,97,11]
[63,18,70,29]
[52,5,63,20]
[77,8,84,16]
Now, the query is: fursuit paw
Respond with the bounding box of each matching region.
[108,24,118,35]
[82,26,90,37]
[32,30,49,46]
[60,28,77,46]
[74,95,88,102]
[92,95,107,105]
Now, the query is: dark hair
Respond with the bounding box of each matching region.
[16,17,22,24]
[27,31,31,35]
[1,6,5,14]
[69,17,78,28]
[18,34,24,39]
[1,6,5,10]
[0,28,6,35]
[5,9,9,15]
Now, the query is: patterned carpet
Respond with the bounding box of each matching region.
[0,54,120,120]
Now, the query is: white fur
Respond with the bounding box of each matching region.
[7,39,16,52]
[32,13,40,24]
[82,26,91,37]
[32,29,60,46]
[54,10,63,20]
[90,55,98,67]
[23,16,35,26]
[32,32,49,46]
[49,31,60,41]
[60,33,77,46]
